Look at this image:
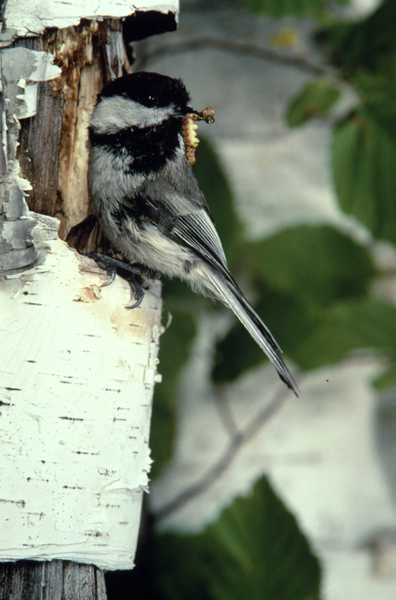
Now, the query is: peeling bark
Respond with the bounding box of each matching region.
[0,47,41,272]
[18,20,130,238]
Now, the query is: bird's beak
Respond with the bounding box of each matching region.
[184,106,198,116]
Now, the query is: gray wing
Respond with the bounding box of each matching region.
[137,167,297,393]
[140,169,228,268]
[142,179,288,368]
[171,210,228,268]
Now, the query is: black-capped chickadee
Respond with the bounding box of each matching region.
[88,72,298,395]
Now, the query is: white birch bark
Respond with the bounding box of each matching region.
[5,0,179,37]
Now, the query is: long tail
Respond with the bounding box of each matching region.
[205,267,299,396]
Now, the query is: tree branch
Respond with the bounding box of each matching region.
[214,385,240,439]
[155,378,298,521]
[137,36,330,77]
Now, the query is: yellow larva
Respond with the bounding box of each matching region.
[183,116,199,148]
[182,114,199,165]
[182,106,216,166]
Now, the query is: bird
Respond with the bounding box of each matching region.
[88,71,298,395]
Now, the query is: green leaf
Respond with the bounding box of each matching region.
[245,225,374,306]
[150,305,197,478]
[146,477,321,600]
[294,299,396,386]
[332,107,396,245]
[286,79,341,127]
[194,136,244,266]
[314,0,396,76]
[309,0,396,252]
[353,72,396,117]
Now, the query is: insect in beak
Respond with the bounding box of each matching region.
[182,106,216,166]
[184,106,216,123]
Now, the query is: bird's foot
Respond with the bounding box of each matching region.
[85,253,158,309]
[125,266,160,309]
[101,269,116,288]
[85,252,121,288]
[125,275,145,309]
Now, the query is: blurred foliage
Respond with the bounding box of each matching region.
[152,0,396,476]
[244,225,374,304]
[270,27,300,49]
[286,0,396,243]
[332,106,396,245]
[291,299,396,387]
[141,477,321,600]
[244,0,349,18]
[286,79,340,127]
[314,0,396,75]
[143,4,396,600]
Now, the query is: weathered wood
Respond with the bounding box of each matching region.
[18,20,130,238]
[15,9,177,239]
[17,36,65,224]
[0,561,107,600]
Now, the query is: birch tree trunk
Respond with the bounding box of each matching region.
[0,1,178,596]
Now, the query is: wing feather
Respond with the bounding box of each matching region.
[170,209,285,358]
[174,211,227,267]
[132,176,297,393]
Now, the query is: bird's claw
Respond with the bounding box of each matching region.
[83,252,155,309]
[125,281,145,309]
[100,269,116,288]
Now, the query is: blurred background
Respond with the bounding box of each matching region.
[108,1,396,598]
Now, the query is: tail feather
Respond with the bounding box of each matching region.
[206,268,299,396]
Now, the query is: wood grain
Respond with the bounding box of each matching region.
[0,561,107,600]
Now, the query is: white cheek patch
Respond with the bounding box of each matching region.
[90,96,176,133]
